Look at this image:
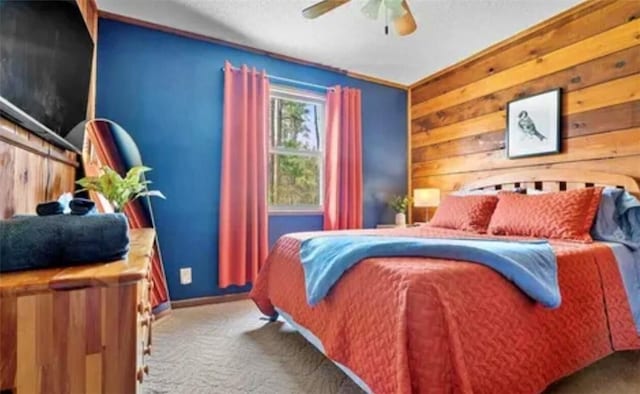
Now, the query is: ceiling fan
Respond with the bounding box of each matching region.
[303,0,417,36]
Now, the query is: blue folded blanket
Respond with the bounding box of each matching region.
[592,188,640,250]
[592,188,640,333]
[0,213,130,273]
[300,235,559,308]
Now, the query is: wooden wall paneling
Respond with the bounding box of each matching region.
[412,111,504,148]
[412,101,640,163]
[410,1,640,198]
[412,73,640,150]
[412,45,640,132]
[413,127,640,177]
[411,0,639,101]
[564,73,639,114]
[412,130,505,163]
[411,18,640,118]
[563,101,640,138]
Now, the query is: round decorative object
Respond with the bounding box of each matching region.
[395,213,406,226]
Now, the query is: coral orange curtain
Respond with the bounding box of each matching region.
[83,120,170,311]
[323,86,363,230]
[218,62,270,288]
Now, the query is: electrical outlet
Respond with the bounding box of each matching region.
[179,267,192,285]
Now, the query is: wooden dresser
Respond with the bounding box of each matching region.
[0,228,155,394]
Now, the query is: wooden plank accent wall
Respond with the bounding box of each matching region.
[409,0,640,215]
[0,0,97,219]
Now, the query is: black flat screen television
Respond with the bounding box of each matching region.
[0,0,94,150]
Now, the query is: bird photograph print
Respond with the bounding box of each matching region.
[506,88,561,158]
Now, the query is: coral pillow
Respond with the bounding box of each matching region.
[582,187,604,236]
[429,195,498,233]
[487,188,603,242]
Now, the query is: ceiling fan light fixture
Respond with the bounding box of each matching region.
[302,0,416,36]
[384,0,407,19]
[361,0,383,20]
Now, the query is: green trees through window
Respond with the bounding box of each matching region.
[268,89,324,210]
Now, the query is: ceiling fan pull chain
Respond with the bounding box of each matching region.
[385,4,389,35]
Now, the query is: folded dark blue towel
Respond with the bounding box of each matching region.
[0,213,130,273]
[36,201,64,216]
[69,198,96,216]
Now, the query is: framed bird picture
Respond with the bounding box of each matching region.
[506,88,561,159]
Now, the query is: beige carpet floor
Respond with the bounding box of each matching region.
[143,300,640,394]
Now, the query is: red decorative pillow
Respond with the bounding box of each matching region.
[582,187,604,235]
[487,188,603,242]
[429,195,499,233]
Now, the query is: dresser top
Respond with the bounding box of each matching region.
[0,228,155,297]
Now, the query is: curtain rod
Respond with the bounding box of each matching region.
[221,66,333,91]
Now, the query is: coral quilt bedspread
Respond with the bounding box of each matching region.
[250,227,640,394]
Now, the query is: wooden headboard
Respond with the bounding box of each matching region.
[461,169,640,195]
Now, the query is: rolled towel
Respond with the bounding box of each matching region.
[36,201,64,216]
[69,198,96,216]
[0,213,130,273]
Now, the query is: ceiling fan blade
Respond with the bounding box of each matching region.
[394,0,417,36]
[303,0,351,19]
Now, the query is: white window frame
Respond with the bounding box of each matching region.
[268,85,326,214]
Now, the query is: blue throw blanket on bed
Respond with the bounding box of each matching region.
[592,188,640,332]
[300,236,559,308]
[592,188,640,250]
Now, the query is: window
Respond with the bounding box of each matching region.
[268,86,325,212]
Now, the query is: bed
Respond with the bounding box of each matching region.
[250,169,640,394]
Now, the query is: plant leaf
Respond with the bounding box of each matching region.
[73,165,164,211]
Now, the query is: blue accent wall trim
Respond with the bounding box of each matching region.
[96,18,407,300]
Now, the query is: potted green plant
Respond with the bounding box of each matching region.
[388,195,412,226]
[76,166,165,213]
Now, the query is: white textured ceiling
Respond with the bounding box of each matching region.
[97,0,583,85]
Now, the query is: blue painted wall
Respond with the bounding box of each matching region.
[96,19,407,300]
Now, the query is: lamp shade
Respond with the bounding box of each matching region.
[413,188,440,208]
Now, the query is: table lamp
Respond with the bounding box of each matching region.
[413,188,440,222]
